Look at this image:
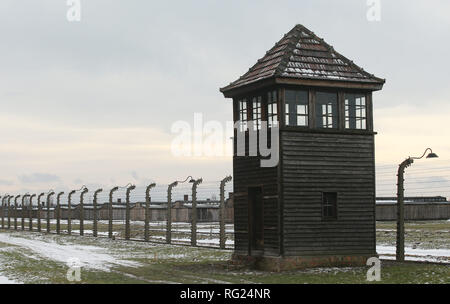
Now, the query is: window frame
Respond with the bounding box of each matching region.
[344,93,367,130]
[322,192,338,221]
[284,89,309,127]
[251,96,262,131]
[238,98,248,132]
[267,90,278,128]
[315,92,339,129]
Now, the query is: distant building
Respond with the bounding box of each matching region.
[376,196,450,220]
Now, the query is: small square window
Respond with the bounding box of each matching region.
[322,192,337,220]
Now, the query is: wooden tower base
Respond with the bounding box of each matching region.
[231,253,377,272]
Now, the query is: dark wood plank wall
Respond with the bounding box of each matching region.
[232,93,281,256]
[280,131,376,256]
[233,156,279,255]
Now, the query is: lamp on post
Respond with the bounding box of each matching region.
[396,148,438,261]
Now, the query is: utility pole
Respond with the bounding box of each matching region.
[396,148,438,262]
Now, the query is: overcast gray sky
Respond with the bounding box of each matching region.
[1,0,449,198]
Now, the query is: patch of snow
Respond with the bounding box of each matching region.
[377,245,450,263]
[0,275,17,284]
[0,233,140,271]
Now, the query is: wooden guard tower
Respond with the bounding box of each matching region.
[220,24,385,270]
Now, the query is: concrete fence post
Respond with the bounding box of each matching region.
[144,183,156,242]
[14,195,20,230]
[1,196,6,229]
[37,193,44,232]
[108,187,119,239]
[220,176,232,249]
[21,195,29,230]
[68,190,76,235]
[79,188,88,236]
[191,178,203,247]
[93,189,103,237]
[166,182,178,244]
[29,194,36,231]
[7,196,12,229]
[125,185,136,240]
[56,192,64,235]
[47,191,55,233]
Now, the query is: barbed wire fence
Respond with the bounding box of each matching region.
[0,176,234,250]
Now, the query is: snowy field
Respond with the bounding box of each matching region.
[0,220,448,284]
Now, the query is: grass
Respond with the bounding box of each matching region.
[0,228,448,284]
[376,220,450,249]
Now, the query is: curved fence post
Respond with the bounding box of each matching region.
[37,193,44,232]
[125,185,136,240]
[29,194,36,231]
[191,178,203,247]
[21,195,29,230]
[68,190,76,235]
[56,192,64,235]
[108,187,119,239]
[2,196,8,229]
[167,182,178,244]
[14,195,20,230]
[93,188,103,237]
[47,191,55,233]
[220,176,232,249]
[144,183,156,242]
[79,188,88,236]
[8,196,13,229]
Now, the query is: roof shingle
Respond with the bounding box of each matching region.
[221,24,385,93]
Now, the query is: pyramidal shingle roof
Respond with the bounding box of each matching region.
[221,24,385,93]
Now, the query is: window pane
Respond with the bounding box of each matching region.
[238,99,247,132]
[316,92,338,129]
[344,94,367,130]
[285,89,308,127]
[252,97,261,130]
[322,192,337,220]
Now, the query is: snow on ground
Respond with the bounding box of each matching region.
[377,245,450,263]
[0,275,17,284]
[0,233,140,271]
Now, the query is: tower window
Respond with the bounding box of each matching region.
[322,192,337,220]
[252,97,262,130]
[267,90,278,128]
[238,99,247,132]
[345,94,367,130]
[316,92,338,129]
[285,90,308,127]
